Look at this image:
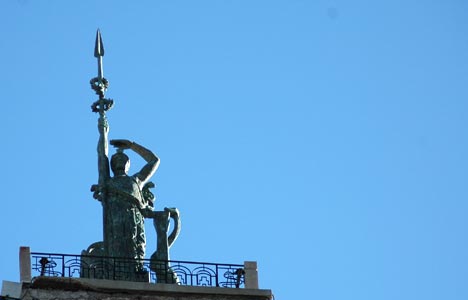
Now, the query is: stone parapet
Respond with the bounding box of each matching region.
[21,277,273,300]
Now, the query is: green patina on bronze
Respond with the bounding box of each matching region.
[83,30,181,283]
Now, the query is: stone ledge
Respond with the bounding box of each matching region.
[28,277,272,299]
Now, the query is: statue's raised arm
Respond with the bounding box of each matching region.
[91,115,111,201]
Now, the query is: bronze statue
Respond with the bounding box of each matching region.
[82,30,181,283]
[97,125,159,261]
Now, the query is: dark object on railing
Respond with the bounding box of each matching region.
[235,268,245,288]
[31,252,244,288]
[39,257,50,276]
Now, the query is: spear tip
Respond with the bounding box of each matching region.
[94,29,105,58]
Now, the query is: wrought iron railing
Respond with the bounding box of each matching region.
[30,252,245,288]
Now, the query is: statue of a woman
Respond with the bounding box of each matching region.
[94,116,159,262]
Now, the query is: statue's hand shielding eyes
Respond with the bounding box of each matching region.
[110,139,133,149]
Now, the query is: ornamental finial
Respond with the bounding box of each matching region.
[90,29,113,113]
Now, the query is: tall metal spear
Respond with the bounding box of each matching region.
[90,29,114,256]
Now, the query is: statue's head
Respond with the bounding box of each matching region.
[111,150,130,175]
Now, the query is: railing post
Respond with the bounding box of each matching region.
[19,246,31,282]
[243,261,259,289]
[62,254,65,277]
[215,264,219,287]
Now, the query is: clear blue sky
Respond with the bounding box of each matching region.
[1,1,468,299]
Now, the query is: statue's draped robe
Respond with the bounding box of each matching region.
[105,175,146,261]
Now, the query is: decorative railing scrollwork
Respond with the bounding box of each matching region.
[31,252,245,288]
